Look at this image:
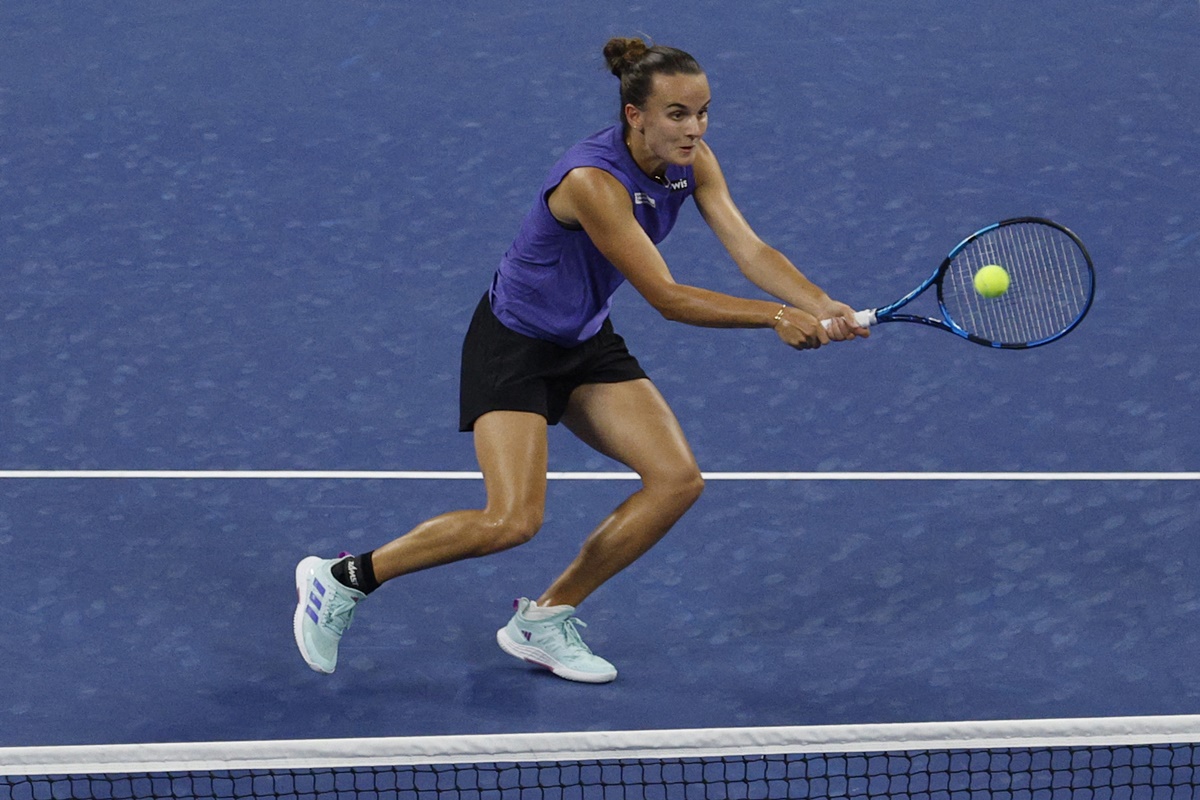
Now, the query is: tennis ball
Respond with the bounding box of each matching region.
[974,264,1010,298]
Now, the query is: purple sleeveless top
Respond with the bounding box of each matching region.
[489,125,696,347]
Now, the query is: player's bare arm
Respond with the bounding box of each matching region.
[550,166,830,348]
[691,141,868,341]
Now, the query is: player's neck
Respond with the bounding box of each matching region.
[623,131,669,185]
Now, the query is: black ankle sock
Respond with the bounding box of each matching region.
[330,551,380,595]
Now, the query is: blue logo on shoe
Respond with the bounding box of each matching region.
[307,578,326,624]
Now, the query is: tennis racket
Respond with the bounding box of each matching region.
[826,217,1095,348]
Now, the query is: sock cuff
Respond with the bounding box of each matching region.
[330,552,380,595]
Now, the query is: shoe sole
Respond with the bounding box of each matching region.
[495,628,617,684]
[293,557,334,674]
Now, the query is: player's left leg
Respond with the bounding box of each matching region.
[496,378,702,683]
[544,378,705,607]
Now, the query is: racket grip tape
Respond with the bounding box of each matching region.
[821,309,877,330]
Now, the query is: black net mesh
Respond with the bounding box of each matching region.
[4,742,1197,799]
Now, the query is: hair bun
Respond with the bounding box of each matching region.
[603,37,650,77]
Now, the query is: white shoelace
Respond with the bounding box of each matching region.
[557,617,593,654]
[321,591,359,636]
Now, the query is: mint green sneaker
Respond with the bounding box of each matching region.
[293,556,365,674]
[496,598,617,683]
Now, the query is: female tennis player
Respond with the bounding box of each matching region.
[294,37,868,683]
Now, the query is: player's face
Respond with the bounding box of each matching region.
[628,72,711,167]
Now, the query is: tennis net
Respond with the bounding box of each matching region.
[3,715,1199,799]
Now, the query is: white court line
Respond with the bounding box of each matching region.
[0,470,1197,481]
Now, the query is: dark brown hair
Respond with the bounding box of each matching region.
[603,37,704,131]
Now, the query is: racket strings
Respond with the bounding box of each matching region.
[941,222,1093,345]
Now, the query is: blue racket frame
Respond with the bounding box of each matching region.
[870,217,1096,349]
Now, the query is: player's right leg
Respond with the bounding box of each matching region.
[293,410,549,674]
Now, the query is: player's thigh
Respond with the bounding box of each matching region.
[561,379,700,482]
[473,410,549,523]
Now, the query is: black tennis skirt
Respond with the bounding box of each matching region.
[459,293,648,431]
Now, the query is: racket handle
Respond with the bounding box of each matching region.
[821,309,877,330]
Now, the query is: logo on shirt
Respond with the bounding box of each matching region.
[668,178,689,191]
[633,192,657,209]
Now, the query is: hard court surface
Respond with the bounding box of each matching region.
[2,0,1198,747]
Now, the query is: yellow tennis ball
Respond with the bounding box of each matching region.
[974,264,1010,298]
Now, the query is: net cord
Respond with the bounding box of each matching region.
[4,715,1200,777]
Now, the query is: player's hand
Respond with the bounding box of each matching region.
[773,307,830,350]
[820,301,871,341]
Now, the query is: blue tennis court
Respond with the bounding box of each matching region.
[3,0,1198,751]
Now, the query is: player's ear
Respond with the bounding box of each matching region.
[623,103,643,133]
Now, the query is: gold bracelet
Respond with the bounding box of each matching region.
[772,305,787,325]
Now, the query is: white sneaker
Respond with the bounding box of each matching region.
[293,556,365,674]
[496,598,617,683]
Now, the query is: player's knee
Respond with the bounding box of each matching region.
[484,508,544,551]
[679,468,705,506]
[652,464,705,508]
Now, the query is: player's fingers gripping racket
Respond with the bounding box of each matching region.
[826,217,1095,348]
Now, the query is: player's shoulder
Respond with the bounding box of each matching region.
[550,166,632,228]
[558,166,629,205]
[692,139,725,189]
[550,128,628,191]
